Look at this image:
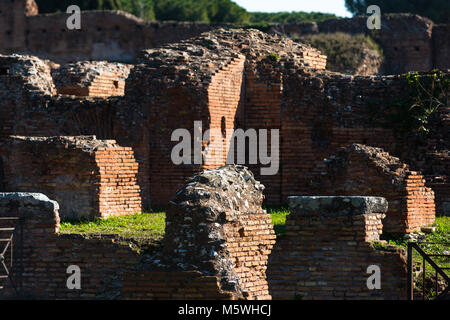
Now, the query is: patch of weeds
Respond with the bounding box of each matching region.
[268,53,279,62]
[264,205,290,237]
[298,32,383,73]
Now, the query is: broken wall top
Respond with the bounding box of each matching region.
[4,135,119,152]
[163,165,274,298]
[52,61,133,89]
[0,54,55,96]
[129,28,326,91]
[325,144,413,186]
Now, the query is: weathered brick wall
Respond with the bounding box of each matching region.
[52,61,132,97]
[0,1,215,64]
[310,144,435,233]
[0,192,238,299]
[204,55,245,170]
[273,14,448,74]
[163,166,276,300]
[120,271,237,300]
[432,24,450,72]
[0,31,448,220]
[244,60,282,204]
[0,192,149,299]
[375,14,434,74]
[0,166,277,299]
[0,136,141,219]
[0,0,37,53]
[296,14,436,74]
[267,196,408,300]
[279,68,400,202]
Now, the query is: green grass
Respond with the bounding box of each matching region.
[59,212,166,240]
[382,216,450,298]
[265,205,290,236]
[59,206,291,239]
[383,217,449,261]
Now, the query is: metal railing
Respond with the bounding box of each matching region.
[0,217,23,296]
[407,242,450,300]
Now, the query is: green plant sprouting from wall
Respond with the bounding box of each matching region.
[405,70,449,135]
[369,70,449,139]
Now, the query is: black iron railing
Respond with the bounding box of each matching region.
[0,217,23,295]
[407,242,450,300]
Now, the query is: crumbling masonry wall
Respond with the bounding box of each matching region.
[0,192,241,299]
[0,30,447,222]
[163,166,276,300]
[52,61,132,97]
[310,144,435,233]
[272,14,448,74]
[267,196,408,300]
[0,136,141,219]
[1,2,448,73]
[0,166,276,299]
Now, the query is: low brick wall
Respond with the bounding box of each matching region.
[0,136,141,219]
[310,144,435,233]
[267,196,408,300]
[0,166,276,300]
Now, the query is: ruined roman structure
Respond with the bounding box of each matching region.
[0,0,448,299]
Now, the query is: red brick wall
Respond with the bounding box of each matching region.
[56,74,126,97]
[0,136,141,219]
[204,56,245,169]
[95,146,141,218]
[120,271,237,300]
[309,144,435,233]
[0,190,256,300]
[279,70,400,203]
[244,62,282,204]
[267,196,408,300]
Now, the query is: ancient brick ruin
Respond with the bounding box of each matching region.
[0,136,141,219]
[0,167,275,299]
[0,27,448,223]
[268,196,408,300]
[0,167,409,300]
[52,61,132,97]
[310,144,436,233]
[0,0,448,301]
[1,1,448,74]
[281,14,448,74]
[162,166,276,300]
